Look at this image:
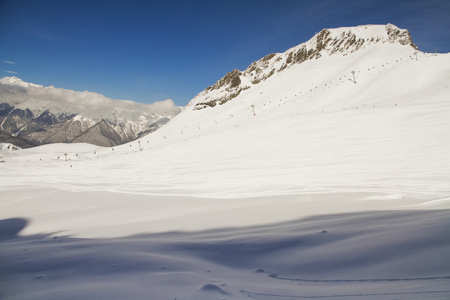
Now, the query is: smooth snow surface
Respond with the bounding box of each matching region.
[1,26,450,299]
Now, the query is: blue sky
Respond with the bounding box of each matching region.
[1,0,449,106]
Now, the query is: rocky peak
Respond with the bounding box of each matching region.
[191,24,418,110]
[385,23,417,48]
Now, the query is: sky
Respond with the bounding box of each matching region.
[1,0,449,107]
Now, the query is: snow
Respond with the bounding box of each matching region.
[0,143,22,152]
[1,25,450,299]
[0,76,43,88]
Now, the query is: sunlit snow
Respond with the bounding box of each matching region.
[1,25,449,299]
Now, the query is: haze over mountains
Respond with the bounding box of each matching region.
[0,76,180,147]
[1,24,450,299]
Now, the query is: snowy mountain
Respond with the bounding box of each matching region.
[1,24,450,300]
[189,24,417,110]
[123,23,447,199]
[0,77,181,147]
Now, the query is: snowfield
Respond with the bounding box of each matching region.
[1,25,450,299]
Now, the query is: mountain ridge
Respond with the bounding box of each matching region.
[190,24,418,110]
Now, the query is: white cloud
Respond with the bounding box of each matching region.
[0,78,181,116]
[5,70,19,74]
[2,60,15,64]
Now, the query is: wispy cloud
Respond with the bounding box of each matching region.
[2,60,15,65]
[5,70,19,75]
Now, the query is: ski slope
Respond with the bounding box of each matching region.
[1,25,450,299]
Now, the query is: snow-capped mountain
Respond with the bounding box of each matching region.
[0,77,181,147]
[126,23,447,198]
[189,24,417,110]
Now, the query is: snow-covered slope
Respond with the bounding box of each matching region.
[2,22,449,228]
[190,24,417,110]
[0,77,180,147]
[1,24,449,299]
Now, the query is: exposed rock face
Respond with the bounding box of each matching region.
[386,23,417,47]
[22,117,92,145]
[191,24,418,110]
[71,120,124,147]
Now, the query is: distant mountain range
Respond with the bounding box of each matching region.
[0,76,180,147]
